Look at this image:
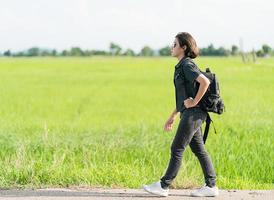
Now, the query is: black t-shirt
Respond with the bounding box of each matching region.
[173,56,201,112]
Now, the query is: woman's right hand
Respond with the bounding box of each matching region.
[164,116,175,132]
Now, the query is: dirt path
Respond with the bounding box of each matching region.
[0,188,273,200]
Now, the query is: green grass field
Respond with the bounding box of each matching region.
[0,56,273,189]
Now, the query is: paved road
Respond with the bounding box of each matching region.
[0,188,273,200]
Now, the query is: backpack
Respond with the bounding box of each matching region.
[198,68,225,115]
[180,58,225,144]
[198,67,225,144]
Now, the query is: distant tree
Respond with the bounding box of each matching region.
[200,44,215,56]
[231,45,239,56]
[83,50,93,56]
[159,46,171,56]
[256,50,264,57]
[200,44,231,56]
[123,48,135,56]
[140,46,154,56]
[207,44,215,55]
[4,50,11,56]
[110,43,122,55]
[51,49,57,56]
[13,51,25,57]
[91,50,109,55]
[70,47,84,56]
[262,44,271,55]
[40,49,51,56]
[217,47,230,56]
[27,47,40,56]
[61,50,69,56]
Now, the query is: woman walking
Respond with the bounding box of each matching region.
[143,32,219,197]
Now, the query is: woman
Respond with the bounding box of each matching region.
[143,32,219,197]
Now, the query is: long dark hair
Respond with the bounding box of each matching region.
[175,32,199,59]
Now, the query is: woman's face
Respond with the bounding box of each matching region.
[171,38,184,58]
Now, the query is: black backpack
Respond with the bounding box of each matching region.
[198,68,225,115]
[180,59,225,144]
[198,67,225,143]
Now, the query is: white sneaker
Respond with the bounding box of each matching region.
[190,184,219,197]
[143,181,169,197]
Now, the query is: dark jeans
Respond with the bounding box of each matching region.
[160,107,216,188]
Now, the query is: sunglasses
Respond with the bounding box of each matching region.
[172,42,177,48]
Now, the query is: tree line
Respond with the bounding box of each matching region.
[1,43,273,57]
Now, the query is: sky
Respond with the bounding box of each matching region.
[1,0,274,52]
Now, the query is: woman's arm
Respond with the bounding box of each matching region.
[184,74,210,108]
[170,108,179,119]
[164,108,179,132]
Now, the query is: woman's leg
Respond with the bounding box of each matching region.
[160,108,204,188]
[189,126,217,187]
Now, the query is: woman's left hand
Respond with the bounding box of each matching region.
[184,97,197,108]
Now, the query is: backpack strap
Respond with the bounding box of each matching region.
[203,113,217,144]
